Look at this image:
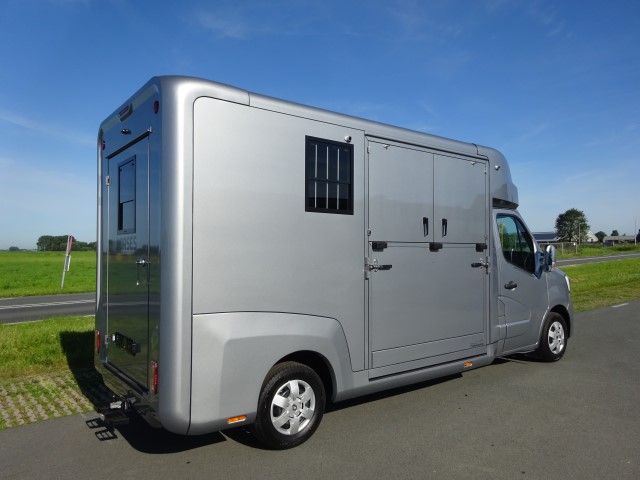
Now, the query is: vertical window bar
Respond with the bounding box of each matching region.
[314,144,318,178]
[326,146,329,181]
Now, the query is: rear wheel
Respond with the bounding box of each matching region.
[252,361,326,450]
[537,313,568,362]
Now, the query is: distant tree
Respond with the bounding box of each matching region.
[595,231,607,243]
[9,246,20,251]
[36,235,96,251]
[611,230,619,237]
[555,208,590,243]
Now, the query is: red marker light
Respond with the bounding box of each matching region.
[152,360,159,394]
[96,330,101,354]
[153,100,160,114]
[118,104,132,120]
[101,140,106,150]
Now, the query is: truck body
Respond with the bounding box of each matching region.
[96,76,572,448]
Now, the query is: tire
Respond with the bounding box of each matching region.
[252,361,326,450]
[537,313,568,362]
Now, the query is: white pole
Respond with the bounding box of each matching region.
[60,235,73,289]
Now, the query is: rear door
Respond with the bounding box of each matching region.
[104,136,150,389]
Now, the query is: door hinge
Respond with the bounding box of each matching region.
[105,175,111,187]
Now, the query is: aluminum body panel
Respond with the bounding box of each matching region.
[189,312,352,434]
[192,97,366,371]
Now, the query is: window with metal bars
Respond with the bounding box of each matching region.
[305,136,354,215]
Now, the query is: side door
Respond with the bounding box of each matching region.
[367,141,487,373]
[104,136,151,389]
[495,213,548,351]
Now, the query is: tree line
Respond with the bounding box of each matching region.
[36,235,96,251]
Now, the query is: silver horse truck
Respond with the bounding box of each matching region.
[96,76,572,449]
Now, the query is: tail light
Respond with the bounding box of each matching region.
[152,360,159,394]
[95,330,101,354]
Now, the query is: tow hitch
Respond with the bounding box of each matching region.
[101,394,136,427]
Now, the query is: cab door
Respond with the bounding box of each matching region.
[495,213,548,351]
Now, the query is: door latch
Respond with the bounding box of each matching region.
[471,258,489,270]
[366,258,393,273]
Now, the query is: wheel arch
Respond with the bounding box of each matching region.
[277,350,336,403]
[550,305,572,338]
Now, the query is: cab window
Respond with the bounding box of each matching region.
[496,214,535,273]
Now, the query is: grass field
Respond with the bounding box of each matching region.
[0,316,94,379]
[556,243,640,259]
[0,251,96,297]
[562,258,640,312]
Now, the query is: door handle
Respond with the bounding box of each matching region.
[504,281,517,290]
[136,258,150,286]
[368,264,393,272]
[422,217,429,236]
[442,218,448,237]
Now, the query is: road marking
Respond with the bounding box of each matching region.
[612,303,629,308]
[0,299,94,310]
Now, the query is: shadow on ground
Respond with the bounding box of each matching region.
[57,330,540,453]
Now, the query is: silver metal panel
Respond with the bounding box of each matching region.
[191,97,366,372]
[189,312,352,433]
[368,244,486,367]
[434,154,487,244]
[368,141,434,243]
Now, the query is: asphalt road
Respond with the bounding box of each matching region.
[1,301,638,480]
[0,293,94,324]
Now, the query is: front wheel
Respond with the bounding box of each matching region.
[252,361,326,450]
[537,313,568,362]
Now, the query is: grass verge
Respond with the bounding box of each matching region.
[0,316,111,430]
[557,243,640,259]
[0,251,96,298]
[562,258,640,312]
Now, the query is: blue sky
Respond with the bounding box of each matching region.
[1,0,639,249]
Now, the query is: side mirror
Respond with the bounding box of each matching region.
[545,245,557,272]
[534,245,557,279]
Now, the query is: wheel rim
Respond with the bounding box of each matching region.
[547,320,565,354]
[270,379,316,435]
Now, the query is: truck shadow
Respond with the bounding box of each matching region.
[59,329,227,453]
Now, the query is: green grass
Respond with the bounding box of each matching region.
[0,316,94,379]
[556,243,640,259]
[562,258,640,312]
[0,251,96,297]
